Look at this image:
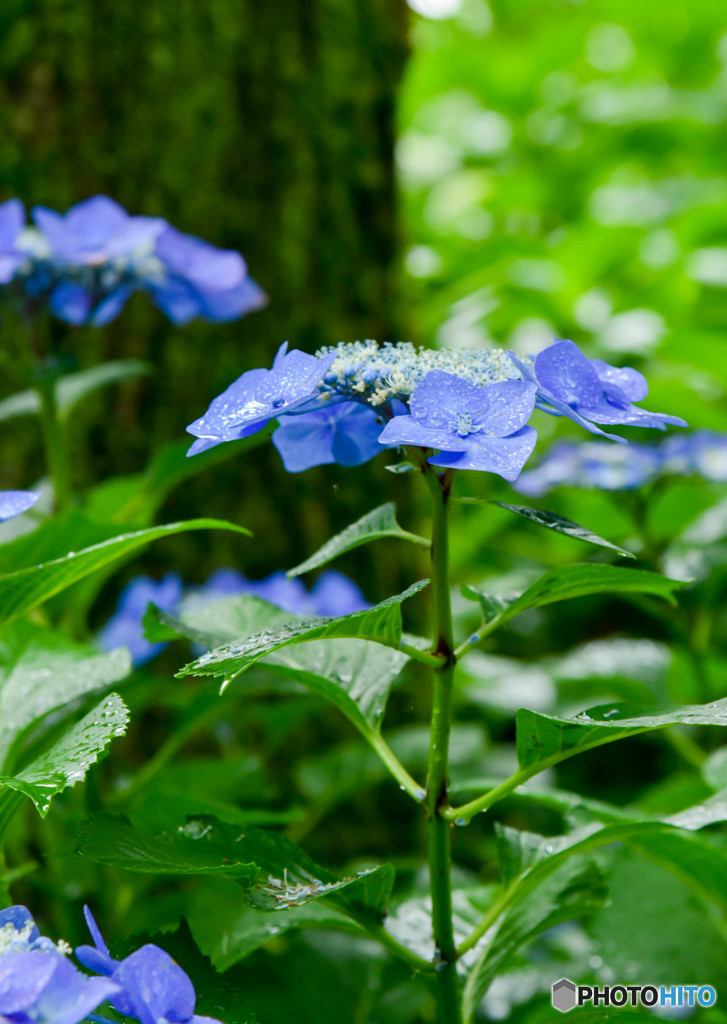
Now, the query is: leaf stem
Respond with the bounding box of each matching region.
[444,768,533,824]
[369,732,426,803]
[424,467,463,1024]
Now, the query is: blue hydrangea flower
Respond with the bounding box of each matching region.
[190,568,370,617]
[0,195,264,329]
[186,344,336,457]
[148,226,267,325]
[0,199,26,284]
[33,196,165,265]
[662,430,727,482]
[308,570,371,616]
[0,906,65,955]
[272,401,392,473]
[98,573,183,666]
[0,907,118,1024]
[0,490,39,522]
[29,196,164,327]
[76,908,222,1024]
[509,340,686,440]
[378,369,538,480]
[515,440,663,497]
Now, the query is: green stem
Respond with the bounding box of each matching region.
[36,373,73,510]
[369,732,426,803]
[424,467,463,1024]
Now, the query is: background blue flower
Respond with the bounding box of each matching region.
[0,199,25,284]
[148,226,266,325]
[98,573,183,666]
[516,440,663,496]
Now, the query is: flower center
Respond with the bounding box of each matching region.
[452,412,481,438]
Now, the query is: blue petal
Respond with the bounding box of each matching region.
[110,944,196,1022]
[34,956,120,1024]
[534,340,603,408]
[0,490,39,522]
[0,198,24,250]
[311,571,370,616]
[429,426,538,480]
[91,285,133,326]
[49,282,92,325]
[0,952,57,1012]
[98,574,182,667]
[590,360,649,403]
[378,414,466,452]
[273,402,385,473]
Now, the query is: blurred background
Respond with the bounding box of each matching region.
[3,0,725,595]
[4,2,727,1017]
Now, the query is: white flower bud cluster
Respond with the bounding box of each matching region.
[315,340,528,408]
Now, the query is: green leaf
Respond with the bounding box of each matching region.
[0,360,150,423]
[144,593,293,647]
[463,563,684,639]
[462,860,608,1021]
[0,693,129,817]
[287,503,429,578]
[0,621,131,770]
[189,878,361,970]
[0,518,249,626]
[178,580,428,683]
[494,502,635,558]
[148,593,410,739]
[589,848,727,995]
[263,640,410,737]
[74,814,259,883]
[516,696,727,774]
[74,814,394,923]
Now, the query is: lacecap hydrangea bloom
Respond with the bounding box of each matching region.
[186,338,686,481]
[99,568,369,666]
[0,195,266,327]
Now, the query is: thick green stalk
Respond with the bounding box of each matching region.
[36,374,73,510]
[425,468,463,1024]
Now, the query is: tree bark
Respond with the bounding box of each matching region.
[0,0,413,590]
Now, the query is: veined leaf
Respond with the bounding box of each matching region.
[144,593,293,648]
[188,879,362,970]
[463,563,684,640]
[0,621,131,770]
[145,595,409,740]
[494,502,635,558]
[0,693,129,817]
[178,580,428,683]
[74,814,394,923]
[287,503,429,578]
[0,360,150,423]
[0,518,249,626]
[516,696,727,774]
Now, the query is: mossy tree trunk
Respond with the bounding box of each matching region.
[0,0,414,592]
